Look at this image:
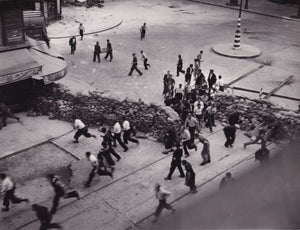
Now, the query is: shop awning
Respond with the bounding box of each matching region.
[0,49,42,86]
[29,48,67,84]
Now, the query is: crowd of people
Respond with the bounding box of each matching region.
[0,22,276,228]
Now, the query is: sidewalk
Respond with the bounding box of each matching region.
[0,115,276,229]
[187,0,300,21]
[0,113,73,159]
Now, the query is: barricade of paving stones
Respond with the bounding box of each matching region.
[28,85,300,141]
[214,94,300,139]
[28,85,182,142]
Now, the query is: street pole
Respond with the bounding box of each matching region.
[244,0,248,9]
[233,0,243,49]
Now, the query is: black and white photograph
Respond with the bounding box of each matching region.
[0,0,300,229]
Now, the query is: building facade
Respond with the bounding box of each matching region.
[0,0,66,106]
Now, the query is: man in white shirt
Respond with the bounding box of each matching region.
[193,99,204,123]
[113,121,128,152]
[122,118,139,145]
[184,113,200,144]
[73,118,96,143]
[78,23,85,40]
[0,173,29,211]
[181,127,197,158]
[85,152,99,188]
[152,183,175,222]
[216,75,224,92]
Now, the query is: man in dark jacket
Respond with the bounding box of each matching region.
[93,41,101,63]
[185,64,193,84]
[104,39,113,62]
[98,141,115,166]
[182,160,197,194]
[165,143,185,180]
[162,128,177,154]
[32,204,62,230]
[47,174,80,214]
[176,55,185,76]
[128,53,143,76]
[207,69,217,93]
[69,36,76,54]
[101,127,121,161]
[223,124,237,148]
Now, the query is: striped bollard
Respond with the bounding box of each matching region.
[233,18,241,49]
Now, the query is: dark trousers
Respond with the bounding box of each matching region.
[201,145,210,162]
[205,114,215,132]
[128,64,143,76]
[177,65,185,76]
[74,127,93,141]
[224,132,236,147]
[99,151,115,166]
[186,171,196,192]
[154,199,173,217]
[80,30,84,40]
[123,130,139,144]
[188,126,196,143]
[167,162,185,179]
[195,114,203,123]
[70,45,76,54]
[3,187,27,208]
[183,140,196,156]
[98,167,113,177]
[113,133,128,151]
[143,58,150,70]
[105,50,113,61]
[107,141,121,160]
[86,166,97,187]
[185,74,191,83]
[93,53,100,62]
[140,30,145,40]
[51,191,78,214]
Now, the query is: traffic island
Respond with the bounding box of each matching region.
[212,43,261,58]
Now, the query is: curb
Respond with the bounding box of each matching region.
[187,0,300,22]
[48,20,123,39]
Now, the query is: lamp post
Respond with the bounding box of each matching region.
[233,0,243,49]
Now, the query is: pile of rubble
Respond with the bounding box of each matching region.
[63,0,104,8]
[29,84,181,142]
[28,84,300,142]
[214,94,300,139]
